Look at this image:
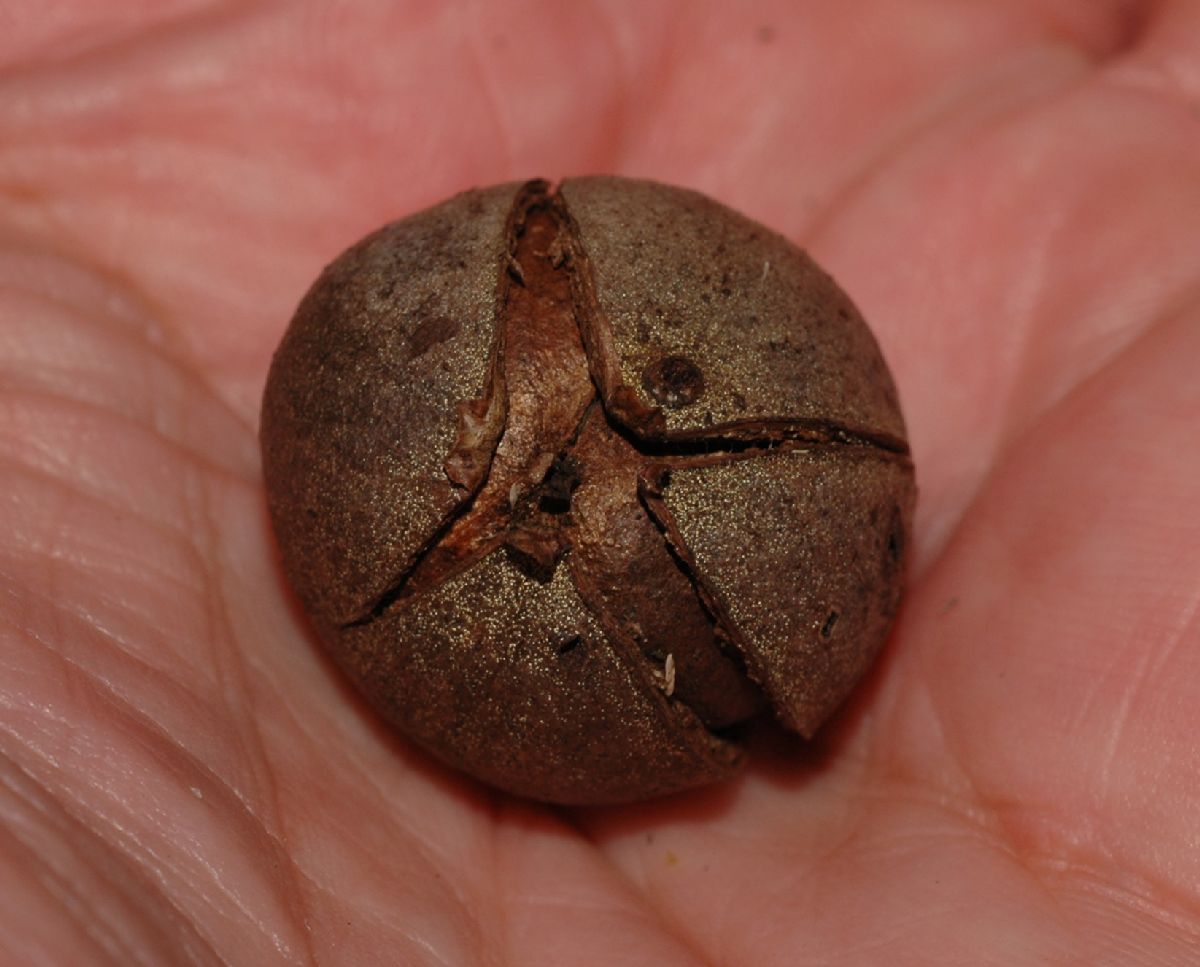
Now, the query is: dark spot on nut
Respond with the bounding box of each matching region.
[642,355,705,409]
[555,633,583,655]
[408,314,460,360]
[886,508,905,561]
[821,612,838,638]
[537,454,580,514]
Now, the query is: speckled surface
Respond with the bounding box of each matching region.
[260,177,915,804]
[559,177,906,441]
[261,183,519,623]
[340,549,741,805]
[658,448,916,737]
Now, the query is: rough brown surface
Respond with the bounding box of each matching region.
[260,176,916,805]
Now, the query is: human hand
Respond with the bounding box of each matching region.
[2,2,1198,963]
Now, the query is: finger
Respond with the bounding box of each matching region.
[882,301,1200,945]
[1101,0,1200,100]
[807,8,1200,569]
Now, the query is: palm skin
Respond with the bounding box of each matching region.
[2,1,1199,963]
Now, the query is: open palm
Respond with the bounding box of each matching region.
[2,2,1198,964]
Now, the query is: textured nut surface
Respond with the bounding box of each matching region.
[260,176,915,805]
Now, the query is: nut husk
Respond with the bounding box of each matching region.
[260,176,915,805]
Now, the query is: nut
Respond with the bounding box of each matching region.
[260,176,915,805]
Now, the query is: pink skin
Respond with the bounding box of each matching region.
[1,1,1198,963]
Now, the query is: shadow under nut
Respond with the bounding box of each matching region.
[260,176,916,805]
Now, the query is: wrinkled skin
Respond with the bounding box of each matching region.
[1,1,1198,963]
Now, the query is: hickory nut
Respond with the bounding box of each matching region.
[260,176,915,805]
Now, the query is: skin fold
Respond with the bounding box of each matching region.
[0,1,1198,963]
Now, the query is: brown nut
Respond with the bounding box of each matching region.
[260,176,915,805]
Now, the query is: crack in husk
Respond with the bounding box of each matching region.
[635,470,769,703]
[343,175,910,713]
